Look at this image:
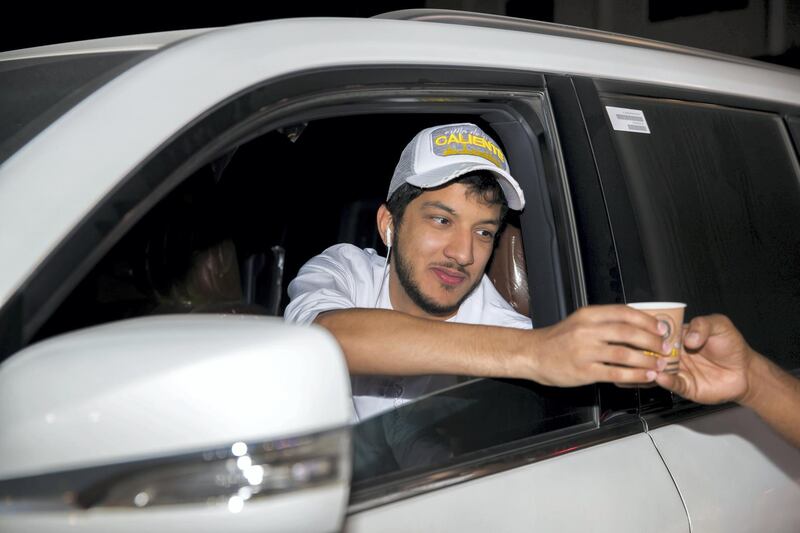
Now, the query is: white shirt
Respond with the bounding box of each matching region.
[285,243,532,420]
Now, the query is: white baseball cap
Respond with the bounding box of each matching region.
[387,122,525,210]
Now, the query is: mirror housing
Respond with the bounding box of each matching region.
[0,315,353,532]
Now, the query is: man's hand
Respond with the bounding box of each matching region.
[655,314,753,404]
[656,313,800,448]
[522,305,668,387]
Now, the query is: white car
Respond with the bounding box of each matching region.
[1,9,799,533]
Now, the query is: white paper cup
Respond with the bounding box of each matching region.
[627,302,687,374]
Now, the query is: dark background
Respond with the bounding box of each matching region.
[2,2,799,70]
[3,4,406,52]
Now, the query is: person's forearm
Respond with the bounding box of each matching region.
[741,352,800,448]
[314,308,530,378]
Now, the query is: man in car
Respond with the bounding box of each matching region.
[657,314,800,448]
[285,122,668,420]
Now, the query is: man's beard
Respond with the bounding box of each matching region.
[391,233,483,317]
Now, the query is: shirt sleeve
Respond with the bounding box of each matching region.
[284,244,375,325]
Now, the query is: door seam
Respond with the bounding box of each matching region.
[644,420,693,533]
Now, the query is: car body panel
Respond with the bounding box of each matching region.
[0,29,215,61]
[345,433,689,533]
[649,407,800,532]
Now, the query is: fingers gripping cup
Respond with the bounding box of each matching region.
[627,302,687,374]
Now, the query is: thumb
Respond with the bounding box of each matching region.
[683,316,710,350]
[656,371,685,396]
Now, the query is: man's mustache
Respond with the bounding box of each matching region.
[431,262,469,276]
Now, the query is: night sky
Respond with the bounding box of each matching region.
[2,3,799,71]
[1,4,417,52]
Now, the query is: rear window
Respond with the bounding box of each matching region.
[0,51,152,164]
[602,95,800,371]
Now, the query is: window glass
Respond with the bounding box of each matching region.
[601,95,800,370]
[351,378,595,491]
[0,52,151,164]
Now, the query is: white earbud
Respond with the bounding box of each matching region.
[375,225,393,307]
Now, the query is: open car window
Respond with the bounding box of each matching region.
[351,377,596,497]
[12,75,620,510]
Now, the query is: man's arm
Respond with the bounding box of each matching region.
[316,305,669,387]
[656,314,800,448]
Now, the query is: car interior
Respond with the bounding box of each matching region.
[34,113,531,341]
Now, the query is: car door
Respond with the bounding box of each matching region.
[343,75,689,533]
[571,74,800,531]
[1,33,690,531]
[344,384,688,533]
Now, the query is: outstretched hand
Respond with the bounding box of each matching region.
[525,305,668,387]
[656,314,754,404]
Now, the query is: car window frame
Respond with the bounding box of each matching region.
[0,66,555,357]
[0,65,652,512]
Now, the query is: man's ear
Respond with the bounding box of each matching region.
[377,204,393,247]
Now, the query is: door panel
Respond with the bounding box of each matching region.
[345,434,689,533]
[649,407,800,533]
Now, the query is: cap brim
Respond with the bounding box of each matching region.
[405,162,525,210]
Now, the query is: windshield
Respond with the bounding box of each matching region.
[0,51,153,165]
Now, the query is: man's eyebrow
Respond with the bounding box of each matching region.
[421,201,500,226]
[421,201,456,215]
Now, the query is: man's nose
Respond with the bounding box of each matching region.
[444,229,474,266]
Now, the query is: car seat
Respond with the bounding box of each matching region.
[488,219,530,318]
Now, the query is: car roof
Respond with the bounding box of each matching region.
[3,10,796,79]
[2,15,800,313]
[2,13,797,95]
[0,28,215,61]
[377,9,800,77]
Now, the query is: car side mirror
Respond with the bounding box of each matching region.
[0,315,352,532]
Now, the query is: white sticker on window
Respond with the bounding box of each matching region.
[605,106,651,134]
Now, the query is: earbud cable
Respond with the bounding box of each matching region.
[375,244,391,308]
